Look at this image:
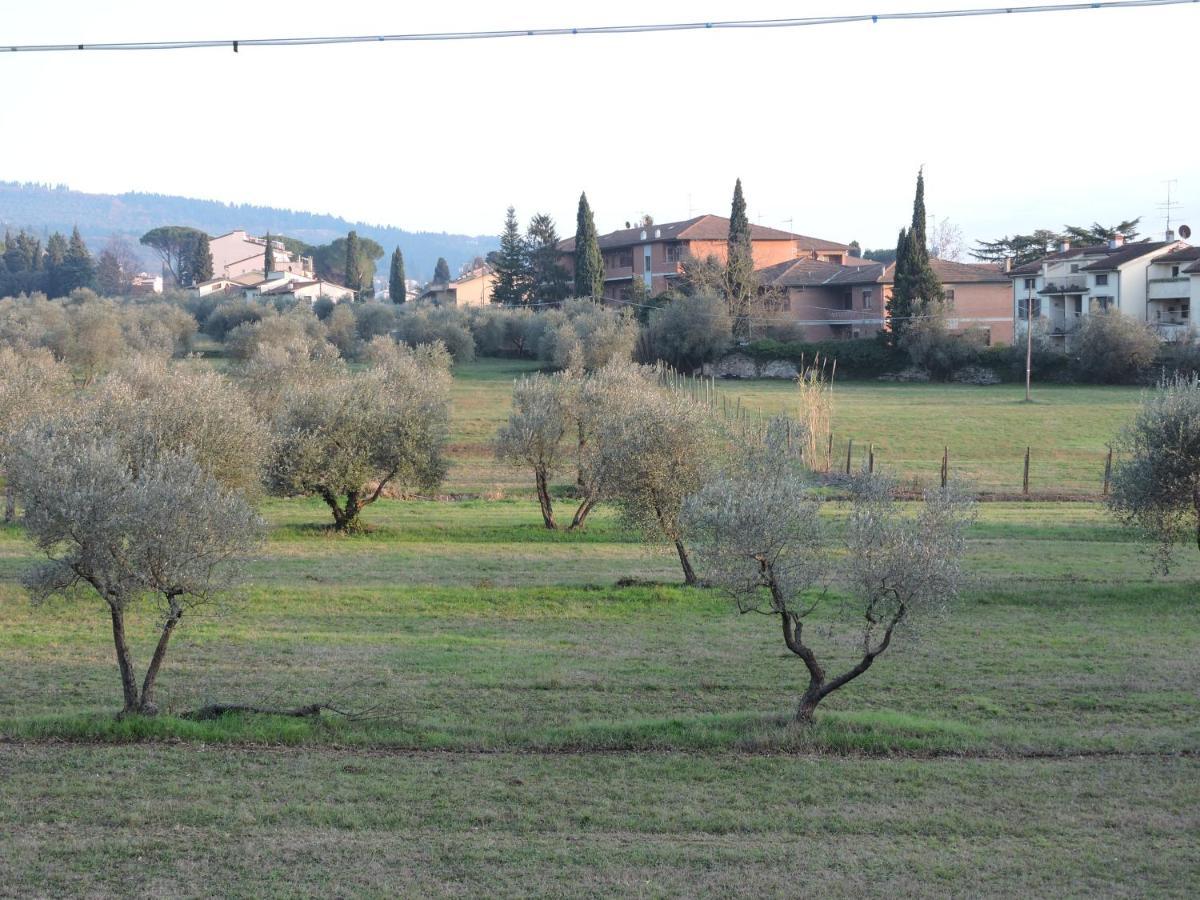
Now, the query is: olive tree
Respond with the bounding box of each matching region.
[0,347,74,521]
[683,426,974,722]
[495,373,571,529]
[8,426,263,716]
[266,340,451,532]
[1109,375,1200,568]
[589,363,718,583]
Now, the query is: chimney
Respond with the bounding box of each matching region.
[1002,257,1013,273]
[1165,229,1176,242]
[1058,239,1071,253]
[1108,234,1125,249]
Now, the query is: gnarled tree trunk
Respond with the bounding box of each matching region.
[674,539,698,586]
[568,495,597,531]
[535,469,557,529]
[138,598,183,715]
[109,605,141,715]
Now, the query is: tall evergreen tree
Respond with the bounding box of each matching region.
[527,212,569,305]
[492,206,532,306]
[725,178,755,337]
[190,232,213,284]
[44,232,68,297]
[344,230,363,297]
[433,257,451,284]
[59,227,94,294]
[887,169,943,341]
[573,192,603,300]
[389,247,407,304]
[263,231,276,277]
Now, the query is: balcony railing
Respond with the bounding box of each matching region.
[1038,279,1089,295]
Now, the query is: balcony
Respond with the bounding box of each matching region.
[1148,277,1191,302]
[1038,279,1089,295]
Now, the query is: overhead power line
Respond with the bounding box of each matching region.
[2,0,1195,54]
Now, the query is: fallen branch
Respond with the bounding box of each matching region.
[182,702,327,720]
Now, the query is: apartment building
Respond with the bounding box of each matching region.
[209,230,314,280]
[756,257,1013,343]
[1008,233,1189,338]
[557,214,850,301]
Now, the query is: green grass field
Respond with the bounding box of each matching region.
[1,363,1196,897]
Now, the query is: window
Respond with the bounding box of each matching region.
[663,243,685,264]
[842,292,853,311]
[1070,264,1080,274]
[1018,297,1042,319]
[1173,265,1181,278]
[1095,273,1108,286]
[944,288,955,302]
[604,250,633,269]
[862,288,873,309]
[779,296,791,312]
[1024,278,1036,290]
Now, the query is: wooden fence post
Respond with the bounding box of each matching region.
[1103,445,1113,496]
[1023,447,1031,496]
[845,439,853,475]
[827,433,834,472]
[868,443,875,474]
[940,446,948,488]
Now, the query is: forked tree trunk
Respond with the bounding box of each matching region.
[568,496,597,531]
[109,605,141,715]
[535,469,557,529]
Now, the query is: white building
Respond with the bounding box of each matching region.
[1009,233,1191,338]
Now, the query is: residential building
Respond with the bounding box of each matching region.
[193,271,354,304]
[756,257,1013,343]
[416,265,497,307]
[1008,234,1189,339]
[557,214,850,301]
[1144,245,1200,339]
[208,230,314,280]
[130,272,163,295]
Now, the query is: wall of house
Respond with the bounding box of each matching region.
[778,284,884,341]
[941,282,1014,345]
[452,271,496,307]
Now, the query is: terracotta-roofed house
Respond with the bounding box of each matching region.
[558,214,850,301]
[758,257,1013,343]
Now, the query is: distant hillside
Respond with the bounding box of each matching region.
[0,181,497,282]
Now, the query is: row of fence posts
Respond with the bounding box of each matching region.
[656,365,1119,496]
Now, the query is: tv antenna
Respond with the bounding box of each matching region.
[1159,179,1182,232]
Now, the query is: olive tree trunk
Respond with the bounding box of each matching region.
[535,469,557,529]
[138,598,183,715]
[109,605,141,715]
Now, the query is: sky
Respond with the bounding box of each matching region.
[2,0,1198,252]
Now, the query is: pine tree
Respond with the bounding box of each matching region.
[44,232,68,297]
[573,192,603,299]
[492,206,532,306]
[389,247,407,304]
[264,231,276,277]
[527,212,568,305]
[433,257,451,284]
[344,230,363,297]
[59,227,94,294]
[725,178,755,337]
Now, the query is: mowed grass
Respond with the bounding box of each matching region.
[446,359,1141,494]
[2,364,1196,896]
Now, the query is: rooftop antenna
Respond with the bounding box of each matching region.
[1159,179,1182,233]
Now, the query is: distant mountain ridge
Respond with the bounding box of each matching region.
[0,181,497,282]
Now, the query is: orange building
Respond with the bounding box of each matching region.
[558,214,849,301]
[757,257,1014,344]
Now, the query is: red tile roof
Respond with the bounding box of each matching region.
[558,214,847,253]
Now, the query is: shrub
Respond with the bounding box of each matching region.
[204,298,267,340]
[1069,310,1160,384]
[742,337,900,378]
[394,305,476,363]
[469,307,543,359]
[537,299,637,371]
[639,293,732,372]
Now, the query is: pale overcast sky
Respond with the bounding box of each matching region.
[2,1,1197,250]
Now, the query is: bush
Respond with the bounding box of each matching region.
[1156,335,1200,378]
[1069,310,1159,384]
[900,308,986,381]
[204,298,267,340]
[639,293,732,372]
[469,306,544,359]
[225,309,330,361]
[394,305,476,363]
[537,299,637,371]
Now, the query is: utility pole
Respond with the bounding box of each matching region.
[1025,282,1034,403]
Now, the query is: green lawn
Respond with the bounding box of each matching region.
[446,360,1142,494]
[1,364,1195,897]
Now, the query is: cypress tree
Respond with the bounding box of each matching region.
[492,206,532,306]
[264,231,276,277]
[888,227,912,341]
[60,227,94,293]
[190,232,213,284]
[887,169,943,341]
[389,247,407,303]
[573,191,603,299]
[725,177,755,337]
[433,257,451,284]
[45,232,68,297]
[344,230,363,296]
